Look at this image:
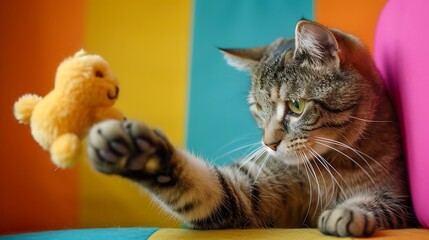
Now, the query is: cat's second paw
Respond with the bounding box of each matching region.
[88,120,174,182]
[318,207,377,237]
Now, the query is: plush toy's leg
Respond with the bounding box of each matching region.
[14,94,42,124]
[50,133,81,168]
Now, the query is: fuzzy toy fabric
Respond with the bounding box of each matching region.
[14,50,124,168]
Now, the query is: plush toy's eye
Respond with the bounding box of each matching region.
[95,70,104,78]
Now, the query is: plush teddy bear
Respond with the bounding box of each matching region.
[14,50,125,168]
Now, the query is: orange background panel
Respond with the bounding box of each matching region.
[315,0,387,53]
[0,0,84,234]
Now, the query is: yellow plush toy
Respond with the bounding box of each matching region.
[14,50,124,168]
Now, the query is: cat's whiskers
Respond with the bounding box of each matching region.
[307,147,331,210]
[306,146,350,197]
[384,201,407,223]
[316,137,375,174]
[218,133,261,149]
[315,136,386,174]
[253,151,271,184]
[298,150,313,226]
[306,148,337,207]
[307,148,336,207]
[215,142,261,162]
[349,116,392,123]
[320,135,389,174]
[235,146,265,176]
[239,147,264,170]
[314,140,376,185]
[301,149,323,221]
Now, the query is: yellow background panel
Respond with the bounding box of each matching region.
[80,0,191,228]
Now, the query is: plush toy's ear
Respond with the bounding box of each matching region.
[293,20,339,67]
[74,49,87,58]
[219,46,266,72]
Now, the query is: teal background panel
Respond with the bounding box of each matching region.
[0,228,159,240]
[187,0,314,164]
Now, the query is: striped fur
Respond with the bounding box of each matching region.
[87,21,416,237]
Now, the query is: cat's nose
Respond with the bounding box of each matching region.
[264,140,281,151]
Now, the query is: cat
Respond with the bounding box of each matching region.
[87,20,416,237]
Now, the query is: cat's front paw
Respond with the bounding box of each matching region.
[318,207,376,237]
[88,120,174,182]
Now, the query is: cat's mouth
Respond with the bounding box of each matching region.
[265,138,312,165]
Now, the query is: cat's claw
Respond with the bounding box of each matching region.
[318,207,377,237]
[88,120,173,178]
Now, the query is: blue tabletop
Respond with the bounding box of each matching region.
[0,228,159,240]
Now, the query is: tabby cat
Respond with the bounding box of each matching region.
[87,20,415,237]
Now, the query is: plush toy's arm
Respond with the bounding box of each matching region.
[14,94,42,124]
[95,107,125,123]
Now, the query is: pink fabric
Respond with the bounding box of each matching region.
[374,0,429,228]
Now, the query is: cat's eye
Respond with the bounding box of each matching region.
[288,99,306,115]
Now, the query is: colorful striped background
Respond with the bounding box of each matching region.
[0,0,386,234]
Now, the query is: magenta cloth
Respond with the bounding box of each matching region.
[374,0,429,228]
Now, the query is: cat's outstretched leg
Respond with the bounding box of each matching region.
[87,120,253,229]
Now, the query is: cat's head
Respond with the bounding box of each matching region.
[221,20,382,165]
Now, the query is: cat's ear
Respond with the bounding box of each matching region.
[293,20,339,66]
[219,46,266,72]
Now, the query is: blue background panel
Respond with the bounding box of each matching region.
[187,0,314,164]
